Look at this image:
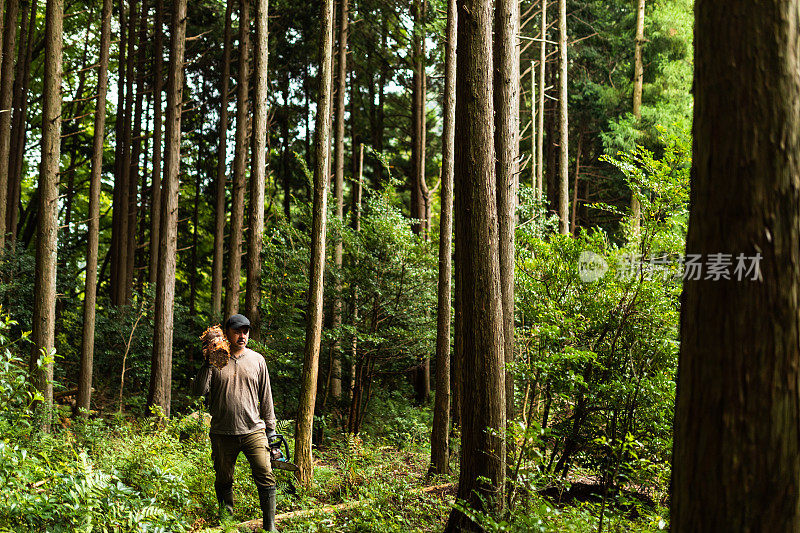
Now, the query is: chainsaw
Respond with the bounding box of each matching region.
[268,432,299,473]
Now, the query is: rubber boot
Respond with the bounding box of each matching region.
[258,486,277,532]
[215,482,234,520]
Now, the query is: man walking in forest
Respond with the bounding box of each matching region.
[192,314,279,531]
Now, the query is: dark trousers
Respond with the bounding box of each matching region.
[210,430,276,492]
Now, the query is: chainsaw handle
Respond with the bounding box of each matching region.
[268,432,291,463]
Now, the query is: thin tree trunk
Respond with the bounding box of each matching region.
[148,0,187,418]
[148,0,164,286]
[429,0,456,476]
[78,0,112,416]
[536,0,546,200]
[630,0,644,235]
[110,0,127,304]
[212,0,233,318]
[494,0,519,423]
[349,143,363,404]
[31,0,63,433]
[245,0,268,339]
[7,0,37,243]
[225,0,250,317]
[672,0,800,529]
[557,0,568,234]
[0,0,20,249]
[570,131,581,234]
[126,0,146,302]
[295,0,334,486]
[330,0,348,401]
[444,0,506,526]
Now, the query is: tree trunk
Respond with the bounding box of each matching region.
[630,0,644,235]
[148,0,187,418]
[0,0,20,250]
[494,0,519,423]
[671,0,800,530]
[557,0,568,234]
[349,143,363,404]
[537,0,546,200]
[225,0,250,317]
[245,0,268,339]
[429,0,456,476]
[126,1,146,302]
[444,0,506,527]
[7,0,37,244]
[31,0,63,433]
[330,0,348,401]
[77,0,112,416]
[410,0,427,237]
[570,131,581,234]
[212,0,233,318]
[295,0,333,486]
[148,0,164,286]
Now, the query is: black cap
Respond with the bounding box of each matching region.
[224,314,251,330]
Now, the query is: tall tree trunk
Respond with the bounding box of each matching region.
[295,0,333,486]
[126,0,146,302]
[349,142,362,403]
[671,0,800,530]
[537,0,546,200]
[410,0,427,236]
[330,0,348,401]
[429,0,456,476]
[148,0,164,286]
[570,130,581,234]
[225,0,250,317]
[114,0,138,305]
[8,0,37,244]
[494,0,519,423]
[445,0,506,527]
[148,0,187,418]
[212,0,233,318]
[0,0,20,249]
[630,0,645,235]
[78,0,112,416]
[245,0,268,339]
[557,0,568,234]
[31,0,63,433]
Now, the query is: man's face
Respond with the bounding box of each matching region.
[227,326,250,351]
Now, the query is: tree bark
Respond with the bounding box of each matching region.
[0,0,20,249]
[429,0,456,476]
[148,0,187,418]
[245,0,268,339]
[77,0,112,416]
[445,0,506,526]
[7,0,37,244]
[630,0,644,235]
[148,0,164,286]
[31,0,63,433]
[295,0,334,486]
[671,0,800,530]
[557,0,568,234]
[225,0,250,317]
[494,0,519,423]
[330,0,348,401]
[126,0,147,301]
[537,0,546,200]
[212,0,233,318]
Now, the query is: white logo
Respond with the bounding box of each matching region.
[578,251,608,282]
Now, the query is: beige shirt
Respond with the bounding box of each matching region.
[192,347,277,435]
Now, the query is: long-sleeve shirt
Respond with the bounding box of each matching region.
[192,348,277,435]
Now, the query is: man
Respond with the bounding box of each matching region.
[192,313,278,531]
